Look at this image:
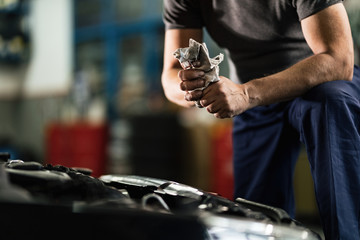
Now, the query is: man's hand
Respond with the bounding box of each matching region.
[178,68,206,101]
[161,29,204,107]
[200,76,251,118]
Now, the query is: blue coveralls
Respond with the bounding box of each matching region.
[232,65,360,239]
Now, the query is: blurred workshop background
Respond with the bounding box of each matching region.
[0,0,359,229]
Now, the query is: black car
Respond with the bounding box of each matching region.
[0,156,321,240]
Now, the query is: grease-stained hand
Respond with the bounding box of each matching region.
[178,68,206,102]
[200,76,251,118]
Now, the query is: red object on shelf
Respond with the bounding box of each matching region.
[46,122,108,177]
[211,122,234,200]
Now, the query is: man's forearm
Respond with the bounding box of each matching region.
[244,52,354,108]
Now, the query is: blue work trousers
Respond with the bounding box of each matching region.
[233,65,360,240]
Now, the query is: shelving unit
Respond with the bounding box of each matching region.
[69,0,173,178]
[73,0,164,121]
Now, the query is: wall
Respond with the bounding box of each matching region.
[24,0,73,97]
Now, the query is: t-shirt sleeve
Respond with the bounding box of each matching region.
[292,0,344,20]
[163,0,203,29]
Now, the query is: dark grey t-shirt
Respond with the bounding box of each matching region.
[163,0,343,83]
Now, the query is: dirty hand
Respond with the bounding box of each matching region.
[200,76,251,118]
[178,67,206,103]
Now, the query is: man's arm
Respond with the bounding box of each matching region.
[161,28,203,107]
[200,3,354,118]
[245,2,354,106]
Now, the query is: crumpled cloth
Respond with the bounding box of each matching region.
[173,39,224,108]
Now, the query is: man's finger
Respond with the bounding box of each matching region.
[178,69,204,81]
[180,79,205,91]
[206,103,221,114]
[200,96,215,107]
[185,90,203,101]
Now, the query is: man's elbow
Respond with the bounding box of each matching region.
[327,45,354,81]
[342,56,354,81]
[331,50,354,81]
[339,47,354,81]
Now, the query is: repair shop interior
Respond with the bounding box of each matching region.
[0,0,359,239]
